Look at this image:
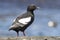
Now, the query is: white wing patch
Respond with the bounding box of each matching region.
[18,17,31,24]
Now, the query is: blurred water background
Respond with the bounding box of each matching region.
[0,0,60,37]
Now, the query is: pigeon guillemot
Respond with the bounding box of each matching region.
[9,4,39,36]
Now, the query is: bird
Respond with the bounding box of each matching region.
[9,4,39,37]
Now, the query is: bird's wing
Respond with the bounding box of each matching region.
[18,17,31,24]
[12,13,32,25]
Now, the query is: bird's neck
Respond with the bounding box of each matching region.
[27,10,34,14]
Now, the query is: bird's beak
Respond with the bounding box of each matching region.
[37,7,40,9]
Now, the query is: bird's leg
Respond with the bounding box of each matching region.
[23,31,26,36]
[16,31,19,37]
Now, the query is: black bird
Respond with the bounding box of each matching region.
[9,4,39,36]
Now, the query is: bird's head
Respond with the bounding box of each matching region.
[27,4,40,11]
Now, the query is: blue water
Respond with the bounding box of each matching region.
[0,9,60,37]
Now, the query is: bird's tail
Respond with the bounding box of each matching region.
[8,28,11,31]
[8,26,13,31]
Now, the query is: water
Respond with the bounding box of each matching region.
[0,9,60,37]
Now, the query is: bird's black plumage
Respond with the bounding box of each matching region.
[9,4,37,36]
